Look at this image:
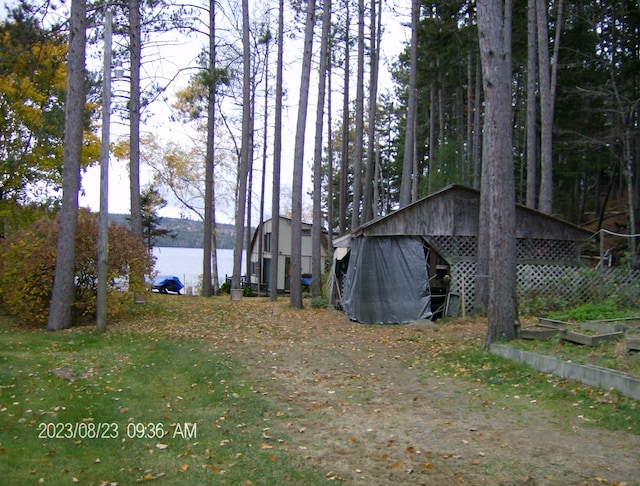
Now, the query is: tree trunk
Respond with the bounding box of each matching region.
[428,64,436,193]
[339,0,350,234]
[232,0,252,291]
[536,0,552,213]
[128,0,144,300]
[526,0,537,209]
[245,84,255,290]
[363,0,381,223]
[129,0,142,238]
[269,0,284,301]
[203,0,216,297]
[47,0,86,330]
[625,127,637,266]
[351,0,365,228]
[466,48,473,186]
[477,0,518,347]
[97,8,113,333]
[399,0,418,208]
[290,0,316,308]
[473,59,482,188]
[327,61,334,245]
[312,0,331,297]
[258,33,270,295]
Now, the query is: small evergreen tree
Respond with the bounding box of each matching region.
[139,186,176,252]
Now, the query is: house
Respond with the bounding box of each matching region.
[330,184,593,324]
[248,216,328,294]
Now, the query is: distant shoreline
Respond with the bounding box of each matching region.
[106,213,246,250]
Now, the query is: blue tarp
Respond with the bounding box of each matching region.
[342,236,432,324]
[153,275,184,294]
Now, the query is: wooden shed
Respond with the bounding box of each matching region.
[332,185,593,321]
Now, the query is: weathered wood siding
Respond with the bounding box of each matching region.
[354,185,591,243]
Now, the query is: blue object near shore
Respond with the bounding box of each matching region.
[153,275,184,294]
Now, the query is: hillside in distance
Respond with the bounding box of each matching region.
[108,214,238,249]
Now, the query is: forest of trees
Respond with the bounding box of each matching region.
[1,0,638,338]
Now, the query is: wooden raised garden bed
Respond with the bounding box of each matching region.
[520,325,559,341]
[556,320,625,346]
[530,317,632,346]
[626,336,640,353]
[558,328,624,346]
[522,317,640,346]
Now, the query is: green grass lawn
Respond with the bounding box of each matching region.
[2,295,639,484]
[0,318,325,485]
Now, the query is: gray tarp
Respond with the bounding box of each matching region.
[342,236,432,324]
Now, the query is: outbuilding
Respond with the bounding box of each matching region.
[249,216,328,294]
[330,185,593,324]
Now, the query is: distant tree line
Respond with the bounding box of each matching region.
[107,214,236,249]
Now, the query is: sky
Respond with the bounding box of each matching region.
[75,0,410,224]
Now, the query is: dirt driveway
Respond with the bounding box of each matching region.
[135,297,640,485]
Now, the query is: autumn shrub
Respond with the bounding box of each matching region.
[0,209,154,327]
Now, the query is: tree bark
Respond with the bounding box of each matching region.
[128,0,145,301]
[232,0,252,291]
[129,0,142,238]
[269,0,284,301]
[536,0,552,213]
[312,0,331,297]
[96,8,113,333]
[47,0,86,330]
[363,0,380,223]
[258,32,270,295]
[399,0,418,208]
[327,59,334,246]
[338,0,350,234]
[290,0,316,308]
[526,0,537,209]
[477,0,518,346]
[203,0,216,297]
[473,59,482,189]
[351,0,365,228]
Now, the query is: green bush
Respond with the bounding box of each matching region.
[0,209,153,327]
[219,280,231,294]
[311,296,328,308]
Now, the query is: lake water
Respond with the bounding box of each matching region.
[152,247,245,292]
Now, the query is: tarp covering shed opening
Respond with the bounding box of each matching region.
[342,236,432,324]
